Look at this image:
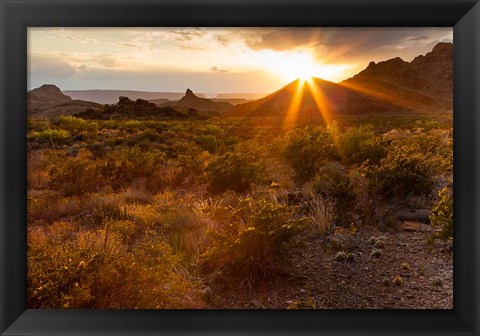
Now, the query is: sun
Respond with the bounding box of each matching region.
[260,50,352,83]
[266,51,318,82]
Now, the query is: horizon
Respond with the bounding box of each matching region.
[28,27,452,94]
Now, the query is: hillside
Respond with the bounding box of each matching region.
[155,89,233,114]
[225,43,452,122]
[28,84,102,117]
[224,77,411,122]
[343,42,453,112]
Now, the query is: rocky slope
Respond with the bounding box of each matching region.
[28,84,101,117]
[224,43,453,122]
[343,42,453,112]
[155,89,233,114]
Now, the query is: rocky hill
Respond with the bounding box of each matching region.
[224,77,412,122]
[63,90,205,104]
[343,42,453,112]
[74,96,200,120]
[224,43,453,122]
[154,89,233,114]
[28,84,102,117]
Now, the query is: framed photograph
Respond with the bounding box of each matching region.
[1,0,479,335]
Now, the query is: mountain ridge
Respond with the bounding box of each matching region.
[224,42,453,121]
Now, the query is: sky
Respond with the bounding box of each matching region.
[28,27,452,95]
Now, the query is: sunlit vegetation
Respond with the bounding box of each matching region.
[27,112,453,308]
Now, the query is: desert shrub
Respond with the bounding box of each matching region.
[170,142,211,184]
[161,208,203,253]
[414,119,440,131]
[90,203,134,226]
[207,151,264,194]
[354,137,389,165]
[29,129,71,146]
[428,186,453,244]
[312,163,356,225]
[235,137,269,160]
[133,193,210,256]
[27,221,203,309]
[360,142,436,199]
[195,134,219,153]
[202,124,224,137]
[415,130,453,174]
[28,150,52,190]
[203,198,306,280]
[283,127,335,180]
[28,193,86,222]
[120,120,147,133]
[54,116,98,135]
[101,146,166,188]
[303,193,336,234]
[332,125,373,161]
[47,149,102,197]
[328,224,361,252]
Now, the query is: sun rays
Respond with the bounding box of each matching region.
[282,77,332,129]
[283,79,306,126]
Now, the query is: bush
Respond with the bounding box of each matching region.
[101,146,166,188]
[54,116,98,136]
[203,198,306,279]
[170,142,211,184]
[207,151,264,193]
[312,163,356,225]
[283,127,335,180]
[429,186,453,244]
[47,149,102,197]
[27,221,203,308]
[360,142,436,199]
[195,135,219,153]
[29,129,71,146]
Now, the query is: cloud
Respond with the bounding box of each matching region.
[211,66,228,73]
[241,27,452,56]
[93,55,118,68]
[245,28,321,51]
[28,53,78,89]
[29,53,77,79]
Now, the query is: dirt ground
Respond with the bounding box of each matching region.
[208,224,453,309]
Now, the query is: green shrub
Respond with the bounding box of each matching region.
[47,149,102,197]
[283,127,335,180]
[101,146,166,188]
[195,134,219,153]
[360,142,435,199]
[167,142,211,184]
[429,186,453,244]
[29,129,71,146]
[207,151,264,193]
[27,221,203,309]
[312,163,356,225]
[55,116,98,135]
[203,198,306,279]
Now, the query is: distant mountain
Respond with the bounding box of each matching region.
[63,90,205,104]
[28,84,102,117]
[225,42,453,122]
[154,89,233,114]
[210,98,254,105]
[215,93,267,100]
[343,42,453,112]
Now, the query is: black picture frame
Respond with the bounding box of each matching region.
[1,0,479,335]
